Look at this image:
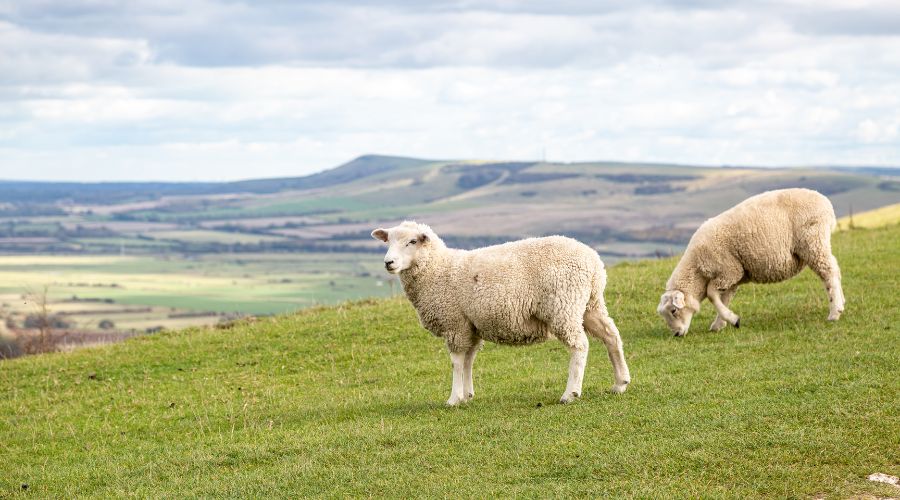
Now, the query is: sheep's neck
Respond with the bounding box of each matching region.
[400,252,440,296]
[399,250,454,309]
[667,250,708,304]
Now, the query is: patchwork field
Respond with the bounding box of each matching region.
[0,253,394,343]
[1,225,897,497]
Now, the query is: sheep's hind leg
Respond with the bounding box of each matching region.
[808,253,844,321]
[462,340,482,402]
[560,333,589,404]
[710,286,738,331]
[584,308,630,394]
[548,315,590,404]
[446,349,467,406]
[708,282,741,328]
[799,225,845,321]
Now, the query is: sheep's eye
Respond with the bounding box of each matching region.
[408,239,417,245]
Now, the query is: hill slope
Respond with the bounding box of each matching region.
[838,202,900,230]
[2,226,898,497]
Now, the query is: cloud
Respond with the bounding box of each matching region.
[0,0,899,180]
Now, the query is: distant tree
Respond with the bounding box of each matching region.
[21,286,68,354]
[98,319,115,330]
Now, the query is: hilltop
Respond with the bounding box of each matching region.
[2,225,898,497]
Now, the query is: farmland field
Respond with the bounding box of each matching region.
[0,253,394,338]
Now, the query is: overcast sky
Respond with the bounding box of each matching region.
[1,0,899,181]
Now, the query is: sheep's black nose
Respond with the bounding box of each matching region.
[385,260,394,268]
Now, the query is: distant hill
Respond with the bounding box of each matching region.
[0,155,434,205]
[1,155,899,258]
[225,155,435,194]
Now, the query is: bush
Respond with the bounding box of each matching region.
[98,319,115,330]
[0,336,23,359]
[23,313,71,330]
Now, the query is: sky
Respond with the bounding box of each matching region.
[1,0,899,181]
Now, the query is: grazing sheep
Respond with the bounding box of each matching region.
[658,188,845,337]
[372,221,631,405]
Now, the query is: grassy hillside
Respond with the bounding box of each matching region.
[2,226,899,497]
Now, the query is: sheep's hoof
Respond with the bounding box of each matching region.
[464,392,475,402]
[827,312,841,321]
[709,320,727,332]
[559,392,580,404]
[733,317,741,328]
[445,397,464,406]
[610,382,629,394]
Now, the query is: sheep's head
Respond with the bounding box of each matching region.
[657,290,699,337]
[371,221,438,274]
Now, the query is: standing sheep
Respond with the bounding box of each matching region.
[372,221,631,405]
[658,188,845,337]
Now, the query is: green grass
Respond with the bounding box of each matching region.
[1,226,898,497]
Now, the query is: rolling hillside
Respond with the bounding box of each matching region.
[1,156,898,339]
[2,225,898,497]
[3,155,899,258]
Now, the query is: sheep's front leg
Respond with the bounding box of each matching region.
[446,350,467,406]
[710,287,737,331]
[462,341,482,402]
[707,282,740,328]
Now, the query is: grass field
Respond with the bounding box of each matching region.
[1,226,898,497]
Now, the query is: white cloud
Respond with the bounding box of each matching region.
[1,1,899,180]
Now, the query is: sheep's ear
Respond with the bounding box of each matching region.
[417,233,429,244]
[371,228,389,242]
[671,291,686,309]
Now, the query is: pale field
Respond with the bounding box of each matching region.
[149,230,287,244]
[837,202,900,230]
[0,255,133,266]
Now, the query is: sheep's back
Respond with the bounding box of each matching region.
[690,188,834,283]
[456,236,602,344]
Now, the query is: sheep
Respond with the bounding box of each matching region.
[657,188,845,337]
[371,221,631,405]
